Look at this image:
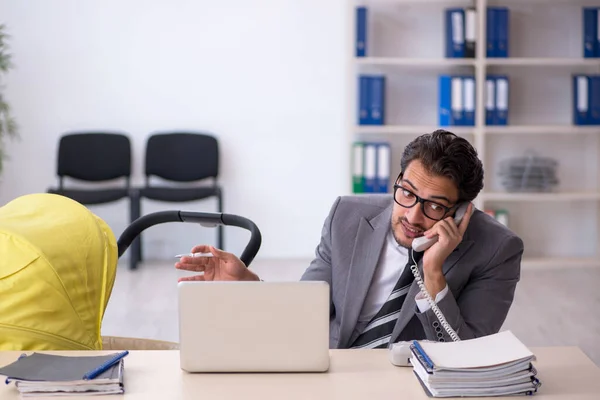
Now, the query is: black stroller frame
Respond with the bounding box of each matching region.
[116,211,262,269]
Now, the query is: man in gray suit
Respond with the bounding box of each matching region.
[175,130,523,349]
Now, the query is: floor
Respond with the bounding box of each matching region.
[101,259,600,366]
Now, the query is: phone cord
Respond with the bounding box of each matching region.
[410,248,461,342]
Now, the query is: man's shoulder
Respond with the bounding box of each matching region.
[467,209,524,251]
[333,194,393,218]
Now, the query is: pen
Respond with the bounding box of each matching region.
[174,252,213,258]
[82,351,129,380]
[412,340,435,370]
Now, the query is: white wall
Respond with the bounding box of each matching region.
[0,0,349,262]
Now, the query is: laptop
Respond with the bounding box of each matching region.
[177,280,331,373]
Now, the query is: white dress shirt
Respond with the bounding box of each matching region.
[358,229,448,325]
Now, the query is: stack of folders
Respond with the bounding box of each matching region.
[0,351,127,397]
[352,141,391,194]
[439,75,509,126]
[444,7,508,58]
[409,331,542,398]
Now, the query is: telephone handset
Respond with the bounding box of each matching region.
[411,202,470,252]
[390,202,471,367]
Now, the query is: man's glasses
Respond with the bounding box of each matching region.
[393,184,456,221]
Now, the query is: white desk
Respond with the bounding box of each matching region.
[1,347,599,399]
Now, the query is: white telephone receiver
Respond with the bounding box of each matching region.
[411,202,470,252]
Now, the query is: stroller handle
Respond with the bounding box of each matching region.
[116,211,262,267]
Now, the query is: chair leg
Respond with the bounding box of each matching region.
[129,192,142,270]
[217,191,224,250]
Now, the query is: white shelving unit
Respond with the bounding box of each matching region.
[348,0,600,269]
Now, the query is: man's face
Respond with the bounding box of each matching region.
[391,159,460,249]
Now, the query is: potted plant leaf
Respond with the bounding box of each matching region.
[0,23,18,175]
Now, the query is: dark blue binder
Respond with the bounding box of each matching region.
[439,75,453,126]
[494,75,509,125]
[485,75,496,125]
[445,8,465,58]
[496,8,509,58]
[583,8,598,58]
[356,7,367,57]
[590,75,600,125]
[369,75,385,125]
[486,8,497,57]
[573,75,591,125]
[358,75,371,125]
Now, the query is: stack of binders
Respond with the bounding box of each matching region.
[444,7,509,58]
[485,75,509,125]
[486,7,510,58]
[352,141,391,194]
[573,74,600,125]
[444,8,477,58]
[438,75,476,126]
[439,74,509,126]
[358,75,386,125]
[409,331,542,398]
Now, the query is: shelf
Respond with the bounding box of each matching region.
[522,257,600,269]
[486,58,600,67]
[482,192,600,202]
[484,125,600,135]
[355,125,474,135]
[355,57,475,67]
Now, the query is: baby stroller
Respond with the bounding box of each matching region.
[0,193,262,351]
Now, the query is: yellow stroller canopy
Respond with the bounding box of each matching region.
[0,193,118,350]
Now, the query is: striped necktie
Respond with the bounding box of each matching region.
[350,251,422,349]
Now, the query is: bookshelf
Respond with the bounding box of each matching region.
[348,0,600,269]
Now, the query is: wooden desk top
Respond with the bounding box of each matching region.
[0,347,599,399]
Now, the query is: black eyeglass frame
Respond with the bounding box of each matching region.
[392,173,459,221]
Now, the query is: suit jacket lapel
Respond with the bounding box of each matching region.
[337,204,392,349]
[389,235,475,344]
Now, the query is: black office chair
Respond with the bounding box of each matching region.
[130,132,223,269]
[47,131,136,259]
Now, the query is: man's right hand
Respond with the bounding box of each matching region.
[175,245,260,282]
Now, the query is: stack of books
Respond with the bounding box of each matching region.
[0,351,127,397]
[409,331,542,397]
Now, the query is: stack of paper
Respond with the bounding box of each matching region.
[410,331,542,397]
[0,352,126,397]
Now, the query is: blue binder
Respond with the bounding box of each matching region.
[356,7,367,57]
[445,8,465,58]
[485,75,496,125]
[573,75,591,125]
[494,76,509,125]
[439,75,453,126]
[451,76,464,126]
[591,75,600,125]
[496,8,509,58]
[363,143,377,192]
[358,75,371,125]
[583,8,598,58]
[375,142,391,193]
[486,8,497,57]
[463,76,476,126]
[369,76,385,125]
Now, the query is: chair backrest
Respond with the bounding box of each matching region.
[145,132,219,182]
[57,132,131,183]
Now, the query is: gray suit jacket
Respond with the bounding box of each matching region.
[300,194,524,349]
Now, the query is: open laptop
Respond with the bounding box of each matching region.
[177,280,331,373]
